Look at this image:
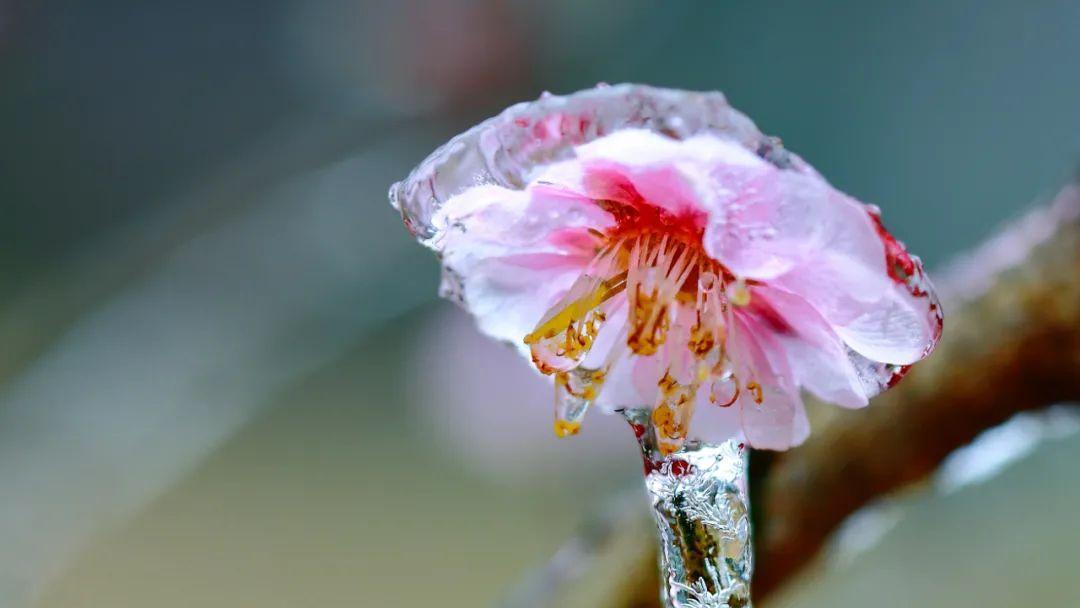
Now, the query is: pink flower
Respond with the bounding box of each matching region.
[395,87,942,452]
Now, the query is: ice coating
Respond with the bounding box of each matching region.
[389,84,942,451]
[626,408,752,607]
[389,84,780,246]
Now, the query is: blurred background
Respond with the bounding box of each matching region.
[1,0,1078,606]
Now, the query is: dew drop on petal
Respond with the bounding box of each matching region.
[710,373,739,408]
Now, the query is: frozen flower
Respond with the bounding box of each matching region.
[391,85,941,452]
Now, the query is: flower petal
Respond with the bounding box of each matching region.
[571,130,767,220]
[435,184,614,347]
[776,253,935,365]
[738,385,811,450]
[832,290,936,365]
[749,285,869,408]
[727,311,811,449]
[703,169,883,279]
[691,390,742,445]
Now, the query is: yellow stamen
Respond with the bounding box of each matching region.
[552,367,608,438]
[688,313,717,357]
[746,380,763,404]
[652,369,697,453]
[728,279,752,307]
[524,281,607,345]
[524,231,758,447]
[696,361,711,384]
[553,420,581,438]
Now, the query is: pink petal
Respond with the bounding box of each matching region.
[726,312,811,449]
[776,254,935,365]
[458,256,585,350]
[738,385,811,450]
[750,285,869,408]
[435,184,614,347]
[571,130,767,220]
[691,390,742,445]
[589,303,704,415]
[582,160,711,220]
[704,171,884,280]
[434,183,614,247]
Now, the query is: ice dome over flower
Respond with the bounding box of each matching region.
[390,85,942,451]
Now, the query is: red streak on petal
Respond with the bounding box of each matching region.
[865,207,944,349]
[585,166,708,247]
[546,227,604,253]
[868,210,916,284]
[748,295,794,335]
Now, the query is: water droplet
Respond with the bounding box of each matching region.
[710,374,739,407]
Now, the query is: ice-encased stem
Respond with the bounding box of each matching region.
[624,408,753,608]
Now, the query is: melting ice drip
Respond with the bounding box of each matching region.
[625,408,753,608]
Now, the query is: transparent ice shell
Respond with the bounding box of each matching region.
[626,408,753,608]
[389,83,793,247]
[387,85,940,607]
[387,83,926,396]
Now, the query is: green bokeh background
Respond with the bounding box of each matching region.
[1,1,1077,606]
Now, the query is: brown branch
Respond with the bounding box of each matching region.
[512,179,1080,608]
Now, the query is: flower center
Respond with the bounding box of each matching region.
[524,229,762,453]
